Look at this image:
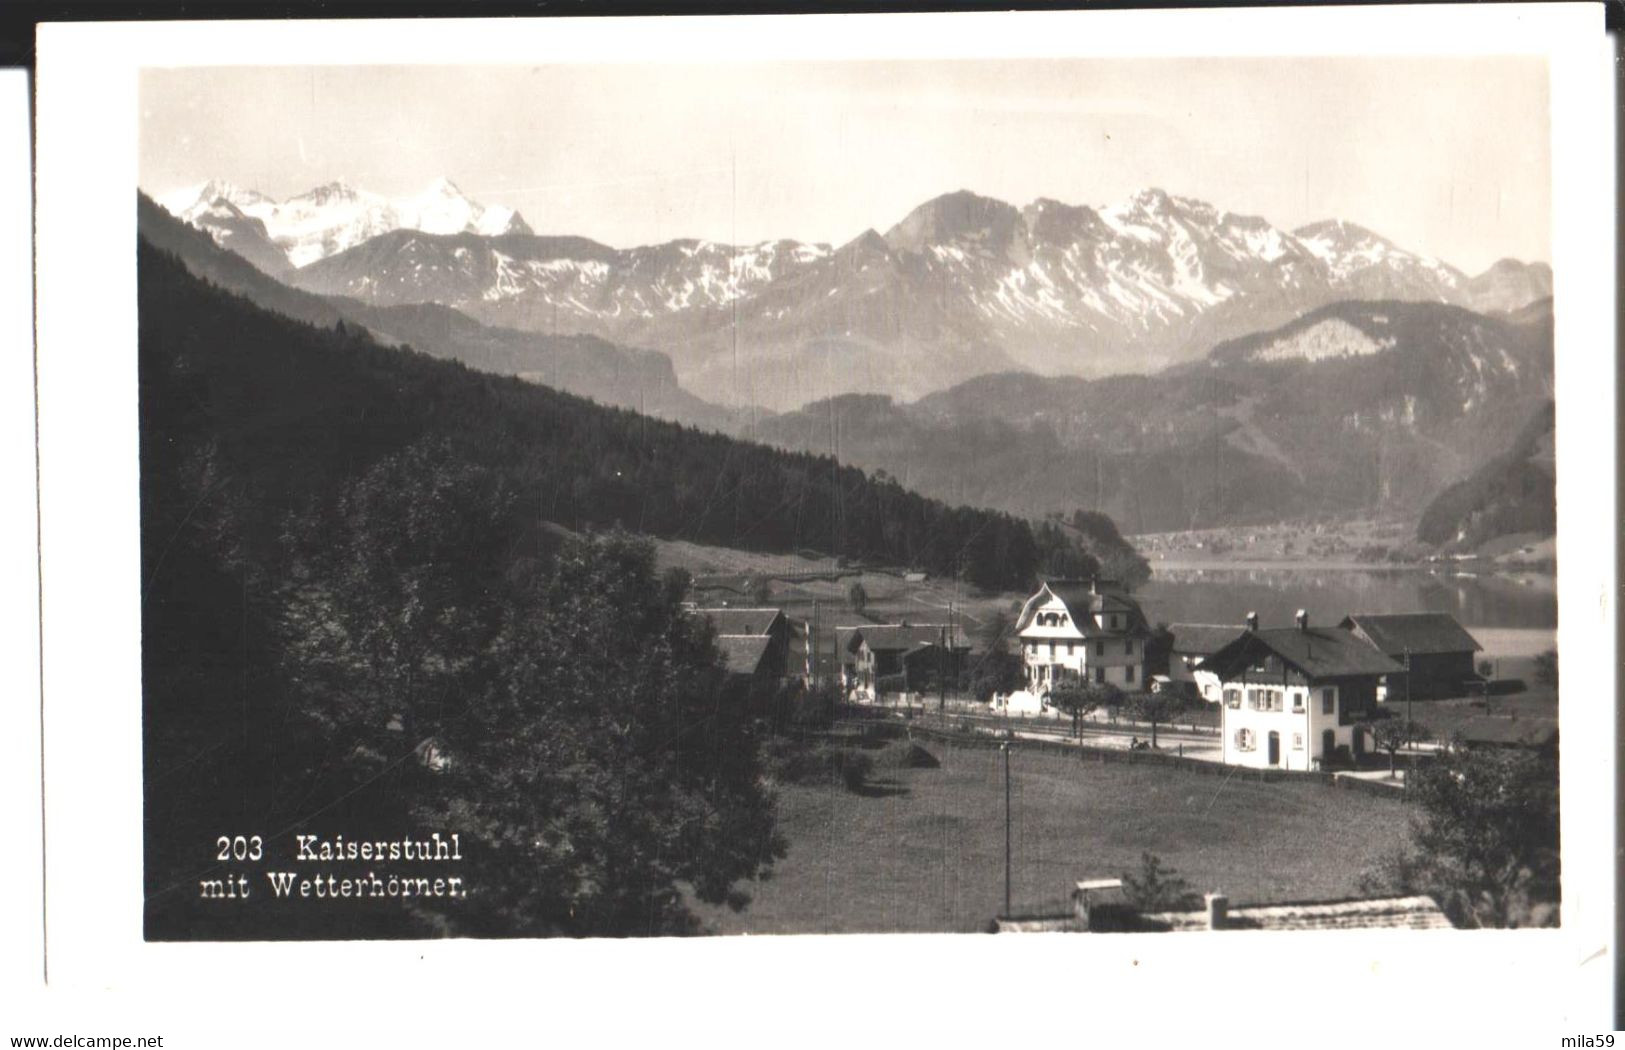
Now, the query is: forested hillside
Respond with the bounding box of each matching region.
[757,300,1552,532]
[1416,400,1556,549]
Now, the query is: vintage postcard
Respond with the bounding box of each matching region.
[25,4,1617,1039]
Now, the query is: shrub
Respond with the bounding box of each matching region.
[840,751,874,792]
[764,738,875,794]
[1121,851,1200,912]
[873,738,940,770]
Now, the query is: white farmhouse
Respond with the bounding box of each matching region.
[1199,611,1402,770]
[1014,578,1150,695]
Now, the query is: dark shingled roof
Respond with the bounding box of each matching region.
[1169,623,1247,656]
[854,624,970,652]
[715,635,772,676]
[689,607,784,637]
[835,626,865,655]
[1339,613,1483,656]
[1202,627,1403,681]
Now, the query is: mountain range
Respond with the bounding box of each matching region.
[150,181,1549,411]
[146,180,1556,539]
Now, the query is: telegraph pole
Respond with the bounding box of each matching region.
[1404,646,1413,783]
[1002,742,1012,919]
[1404,646,1413,730]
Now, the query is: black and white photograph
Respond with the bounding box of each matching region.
[131,49,1572,941]
[19,4,1619,1040]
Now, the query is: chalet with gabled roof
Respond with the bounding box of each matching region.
[1199,611,1401,770]
[1015,578,1150,694]
[842,622,970,696]
[687,606,791,681]
[1339,613,1483,701]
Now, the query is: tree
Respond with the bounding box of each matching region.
[749,576,774,605]
[1125,691,1182,749]
[1142,622,1176,678]
[846,580,868,614]
[1120,851,1198,912]
[1049,684,1103,740]
[1361,745,1559,928]
[967,648,1024,702]
[276,457,788,936]
[1532,648,1558,688]
[1365,716,1431,778]
[977,609,1015,655]
[413,530,787,935]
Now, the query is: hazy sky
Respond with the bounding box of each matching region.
[141,58,1550,272]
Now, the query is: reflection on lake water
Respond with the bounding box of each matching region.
[1135,566,1556,632]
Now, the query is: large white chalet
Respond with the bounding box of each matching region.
[1015,578,1150,694]
[1199,612,1403,770]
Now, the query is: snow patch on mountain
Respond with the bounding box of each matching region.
[1248,317,1396,362]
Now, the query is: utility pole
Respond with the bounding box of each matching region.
[1404,646,1412,726]
[1404,646,1413,779]
[1002,742,1012,919]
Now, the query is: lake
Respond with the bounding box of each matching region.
[1134,565,1556,656]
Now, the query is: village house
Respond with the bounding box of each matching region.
[842,622,970,698]
[1014,578,1150,695]
[686,607,794,682]
[1339,613,1484,701]
[1199,611,1402,770]
[1165,623,1245,701]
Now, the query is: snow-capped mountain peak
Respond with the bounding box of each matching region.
[158,177,532,267]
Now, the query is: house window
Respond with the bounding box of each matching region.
[1292,691,1304,713]
[1224,687,1242,709]
[1248,688,1283,712]
[1067,642,1075,655]
[1235,728,1255,751]
[1124,639,1134,655]
[1048,641,1055,658]
[1094,666,1104,684]
[1292,733,1304,750]
[1321,689,1335,715]
[1095,640,1104,657]
[1126,665,1136,683]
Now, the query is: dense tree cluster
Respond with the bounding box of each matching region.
[1362,744,1559,928]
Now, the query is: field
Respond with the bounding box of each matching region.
[653,536,1021,627]
[692,740,1414,934]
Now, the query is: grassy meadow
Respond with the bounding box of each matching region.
[695,740,1414,935]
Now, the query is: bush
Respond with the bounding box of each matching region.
[839,751,874,791]
[764,738,875,794]
[768,681,838,731]
[873,739,940,770]
[1121,852,1200,912]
